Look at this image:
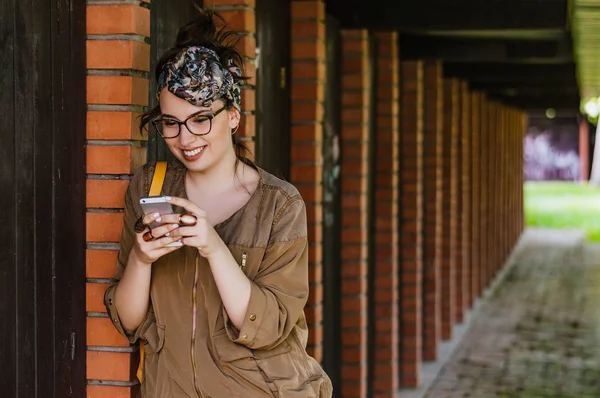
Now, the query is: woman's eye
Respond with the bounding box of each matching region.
[162,120,178,127]
[190,116,209,125]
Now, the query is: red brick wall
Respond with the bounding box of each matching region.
[399,60,424,388]
[422,61,443,361]
[454,82,465,323]
[290,0,326,362]
[86,3,150,397]
[481,101,494,287]
[478,95,488,293]
[499,106,507,271]
[373,31,400,397]
[440,79,459,340]
[494,105,502,274]
[470,92,481,302]
[486,102,498,283]
[340,29,370,398]
[460,82,471,310]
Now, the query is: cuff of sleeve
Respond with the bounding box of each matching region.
[104,284,148,344]
[223,282,268,348]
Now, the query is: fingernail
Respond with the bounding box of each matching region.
[172,224,179,229]
[165,232,170,237]
[165,196,172,200]
[156,217,162,223]
[153,213,160,218]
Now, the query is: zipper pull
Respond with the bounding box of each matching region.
[241,252,247,268]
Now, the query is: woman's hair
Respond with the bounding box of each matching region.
[140,8,255,169]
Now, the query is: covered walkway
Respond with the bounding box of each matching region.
[4,1,600,398]
[425,229,600,397]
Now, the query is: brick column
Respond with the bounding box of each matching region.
[290,0,326,362]
[486,103,496,283]
[422,61,443,361]
[500,107,512,267]
[214,1,257,154]
[454,82,465,322]
[372,32,400,396]
[495,104,502,276]
[470,92,481,302]
[496,107,504,273]
[440,79,459,340]
[400,60,424,388]
[519,112,529,232]
[510,109,517,248]
[479,94,488,293]
[460,82,471,309]
[86,3,150,397]
[340,29,370,398]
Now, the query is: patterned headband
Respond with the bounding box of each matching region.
[157,46,242,111]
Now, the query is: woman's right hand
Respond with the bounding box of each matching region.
[131,212,183,265]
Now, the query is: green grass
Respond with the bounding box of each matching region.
[524,182,600,242]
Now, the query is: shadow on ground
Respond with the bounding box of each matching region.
[426,228,600,398]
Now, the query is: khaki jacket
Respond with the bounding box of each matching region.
[104,161,332,397]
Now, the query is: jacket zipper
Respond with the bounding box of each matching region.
[190,254,204,397]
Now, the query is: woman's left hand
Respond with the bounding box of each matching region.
[166,196,224,258]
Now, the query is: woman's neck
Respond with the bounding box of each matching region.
[186,154,241,197]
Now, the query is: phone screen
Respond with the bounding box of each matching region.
[139,196,183,247]
[140,196,176,228]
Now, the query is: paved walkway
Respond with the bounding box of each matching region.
[425,228,600,397]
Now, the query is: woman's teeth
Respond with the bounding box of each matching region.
[183,147,204,156]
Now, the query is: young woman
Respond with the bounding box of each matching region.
[104,10,332,398]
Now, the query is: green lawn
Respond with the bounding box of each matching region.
[524,182,600,241]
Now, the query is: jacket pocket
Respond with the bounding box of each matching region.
[142,323,171,397]
[144,322,165,355]
[256,329,329,397]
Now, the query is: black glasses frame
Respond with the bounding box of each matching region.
[151,106,227,139]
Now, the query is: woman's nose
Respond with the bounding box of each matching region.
[178,125,198,146]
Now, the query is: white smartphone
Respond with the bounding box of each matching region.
[139,196,183,247]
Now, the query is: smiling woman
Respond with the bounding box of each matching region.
[103,7,332,398]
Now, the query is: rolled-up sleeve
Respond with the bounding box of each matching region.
[224,196,309,350]
[104,166,155,344]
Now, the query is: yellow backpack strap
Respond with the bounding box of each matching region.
[137,161,168,384]
[137,342,145,383]
[148,161,168,196]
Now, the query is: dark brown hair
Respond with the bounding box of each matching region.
[140,8,255,169]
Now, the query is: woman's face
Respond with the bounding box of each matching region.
[158,89,240,173]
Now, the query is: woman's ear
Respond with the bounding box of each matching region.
[229,108,241,129]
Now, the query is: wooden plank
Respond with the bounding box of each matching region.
[52,0,87,396]
[255,0,291,179]
[33,0,57,394]
[0,0,17,395]
[13,1,37,395]
[147,0,199,163]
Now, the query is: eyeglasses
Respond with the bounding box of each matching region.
[151,106,227,139]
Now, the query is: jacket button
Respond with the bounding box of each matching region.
[113,318,118,324]
[249,314,256,321]
[242,334,248,340]
[108,298,113,305]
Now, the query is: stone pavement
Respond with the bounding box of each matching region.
[425,228,600,398]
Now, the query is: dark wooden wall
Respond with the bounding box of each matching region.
[255,0,292,179]
[147,0,203,162]
[0,1,86,397]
